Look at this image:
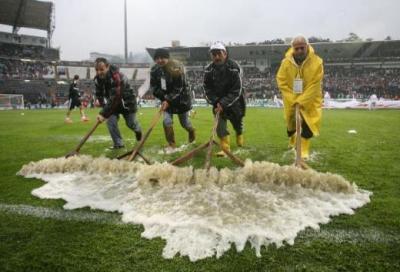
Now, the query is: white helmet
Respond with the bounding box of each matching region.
[209,41,226,52]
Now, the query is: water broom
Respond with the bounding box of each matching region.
[65,120,101,158]
[117,107,163,163]
[171,111,244,169]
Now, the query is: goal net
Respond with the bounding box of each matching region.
[0,94,24,110]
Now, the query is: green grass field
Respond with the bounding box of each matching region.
[0,107,399,271]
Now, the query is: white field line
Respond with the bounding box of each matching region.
[1,203,399,244]
[0,203,123,225]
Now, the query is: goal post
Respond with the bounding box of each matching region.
[0,94,25,110]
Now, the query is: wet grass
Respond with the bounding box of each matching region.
[0,107,399,271]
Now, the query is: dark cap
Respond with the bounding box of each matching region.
[153,48,170,60]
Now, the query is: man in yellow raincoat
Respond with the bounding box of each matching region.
[276,35,324,159]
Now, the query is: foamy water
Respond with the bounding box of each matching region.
[157,143,193,155]
[18,156,371,261]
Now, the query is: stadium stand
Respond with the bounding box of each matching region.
[0,0,399,108]
[182,65,400,101]
[145,41,400,101]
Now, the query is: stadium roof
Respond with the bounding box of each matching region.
[0,0,54,32]
[147,40,400,65]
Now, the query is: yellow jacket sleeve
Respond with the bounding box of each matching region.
[276,61,295,104]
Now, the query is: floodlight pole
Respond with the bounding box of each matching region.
[124,0,128,63]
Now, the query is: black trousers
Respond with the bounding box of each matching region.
[69,99,81,110]
[287,120,313,139]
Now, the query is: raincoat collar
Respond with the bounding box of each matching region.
[286,44,315,67]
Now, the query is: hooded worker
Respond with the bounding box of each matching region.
[276,35,324,159]
[203,41,246,157]
[150,48,195,149]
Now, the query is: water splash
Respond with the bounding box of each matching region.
[18,155,371,261]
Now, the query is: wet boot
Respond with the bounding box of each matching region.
[188,128,196,143]
[288,133,296,148]
[164,126,176,148]
[135,130,142,142]
[301,137,311,160]
[216,135,230,157]
[236,134,244,147]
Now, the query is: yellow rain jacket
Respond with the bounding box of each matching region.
[276,45,324,136]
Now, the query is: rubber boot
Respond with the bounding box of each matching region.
[301,137,311,160]
[288,133,296,148]
[135,130,142,142]
[188,128,196,143]
[164,126,176,148]
[216,135,230,157]
[236,134,244,147]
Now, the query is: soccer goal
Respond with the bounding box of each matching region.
[0,94,24,110]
